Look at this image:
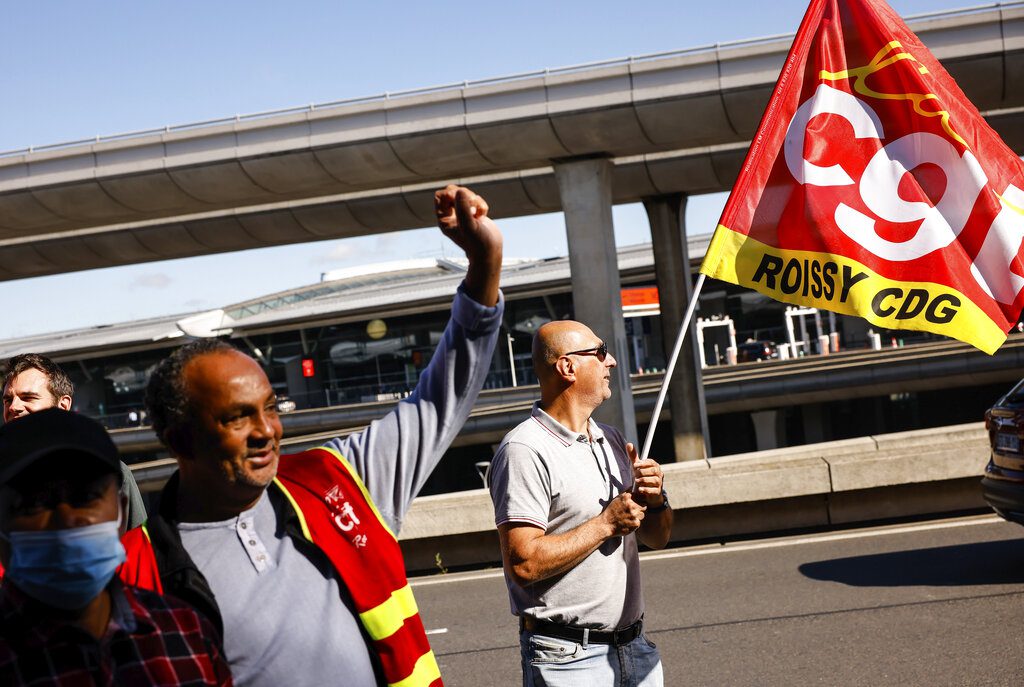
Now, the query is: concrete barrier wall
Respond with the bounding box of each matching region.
[397,422,991,573]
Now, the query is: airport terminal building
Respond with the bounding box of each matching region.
[3,239,1019,495]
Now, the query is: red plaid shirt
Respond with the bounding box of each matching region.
[0,580,232,686]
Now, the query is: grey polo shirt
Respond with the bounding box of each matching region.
[488,404,644,631]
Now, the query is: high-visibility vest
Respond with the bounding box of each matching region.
[118,525,163,594]
[112,446,442,686]
[274,445,442,687]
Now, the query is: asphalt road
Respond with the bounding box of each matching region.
[410,515,1024,686]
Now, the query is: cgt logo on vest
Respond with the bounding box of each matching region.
[751,252,961,325]
[324,484,369,547]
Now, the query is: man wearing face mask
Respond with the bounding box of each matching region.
[0,408,233,685]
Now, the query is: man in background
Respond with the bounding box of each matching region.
[2,353,146,529]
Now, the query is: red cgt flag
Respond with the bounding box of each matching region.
[700,0,1024,354]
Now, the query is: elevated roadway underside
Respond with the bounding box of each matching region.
[1,4,1022,280]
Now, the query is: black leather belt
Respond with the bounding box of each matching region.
[520,616,643,646]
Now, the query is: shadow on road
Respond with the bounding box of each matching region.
[799,538,1024,587]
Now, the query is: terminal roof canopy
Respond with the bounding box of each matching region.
[0,240,708,361]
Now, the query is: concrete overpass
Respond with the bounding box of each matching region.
[0,3,1021,280]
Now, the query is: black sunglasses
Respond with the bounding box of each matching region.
[562,342,609,361]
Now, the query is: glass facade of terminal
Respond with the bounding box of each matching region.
[50,273,1010,488]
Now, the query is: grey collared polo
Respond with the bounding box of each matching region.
[488,403,644,631]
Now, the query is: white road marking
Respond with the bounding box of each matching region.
[408,514,1006,588]
[425,628,449,635]
[640,514,1005,564]
[411,569,505,588]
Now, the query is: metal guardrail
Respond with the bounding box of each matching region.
[1,2,1019,159]
[395,421,991,570]
[124,334,1024,491]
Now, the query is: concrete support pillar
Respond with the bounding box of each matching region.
[802,402,828,444]
[643,194,709,461]
[751,409,782,451]
[554,157,638,443]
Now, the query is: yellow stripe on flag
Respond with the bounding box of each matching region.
[360,584,419,641]
[388,651,441,687]
[700,226,1006,355]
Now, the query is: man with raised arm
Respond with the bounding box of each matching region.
[131,185,503,687]
[489,320,673,687]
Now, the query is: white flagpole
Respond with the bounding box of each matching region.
[639,272,707,462]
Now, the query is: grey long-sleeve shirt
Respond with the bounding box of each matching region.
[179,284,503,687]
[324,284,504,532]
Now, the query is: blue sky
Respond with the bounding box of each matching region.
[0,0,974,338]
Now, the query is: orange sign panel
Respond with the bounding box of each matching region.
[621,287,660,307]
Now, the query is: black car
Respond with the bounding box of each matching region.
[737,340,777,363]
[981,379,1024,525]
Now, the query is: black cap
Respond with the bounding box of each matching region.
[0,408,120,487]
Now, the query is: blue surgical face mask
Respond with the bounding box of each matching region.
[2,512,126,610]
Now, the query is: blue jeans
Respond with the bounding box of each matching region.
[519,630,663,687]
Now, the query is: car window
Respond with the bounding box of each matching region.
[1003,378,1024,404]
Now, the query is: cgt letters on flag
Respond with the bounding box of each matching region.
[700,0,1024,354]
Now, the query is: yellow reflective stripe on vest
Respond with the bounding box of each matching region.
[317,444,397,540]
[389,650,441,687]
[360,584,419,641]
[272,478,313,541]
